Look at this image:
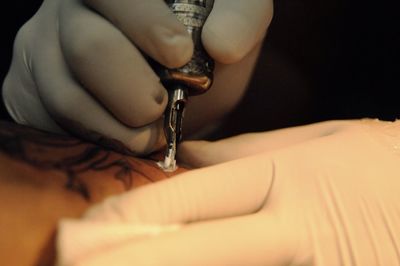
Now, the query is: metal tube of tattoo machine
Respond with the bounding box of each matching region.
[157,0,215,172]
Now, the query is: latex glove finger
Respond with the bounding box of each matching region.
[203,0,274,64]
[71,213,300,266]
[57,220,182,266]
[84,153,275,225]
[179,120,355,167]
[33,30,164,155]
[59,0,168,127]
[59,120,400,266]
[82,0,193,68]
[2,23,64,133]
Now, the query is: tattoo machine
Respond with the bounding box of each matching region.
[156,0,215,172]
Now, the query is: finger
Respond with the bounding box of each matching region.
[57,219,182,266]
[60,0,167,127]
[203,0,274,64]
[2,21,65,133]
[84,153,275,225]
[75,214,300,266]
[82,0,194,68]
[179,120,355,167]
[32,31,164,155]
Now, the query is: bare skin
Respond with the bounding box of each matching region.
[0,121,187,266]
[3,119,400,265]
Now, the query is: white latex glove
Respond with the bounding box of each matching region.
[57,119,400,265]
[2,0,273,155]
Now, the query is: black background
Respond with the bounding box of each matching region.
[1,0,399,137]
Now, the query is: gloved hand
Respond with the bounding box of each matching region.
[2,0,273,155]
[57,119,400,265]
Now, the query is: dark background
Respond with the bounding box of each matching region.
[1,0,399,137]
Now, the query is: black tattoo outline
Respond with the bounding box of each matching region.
[0,121,160,200]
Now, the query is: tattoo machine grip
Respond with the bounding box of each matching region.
[161,0,215,95]
[157,0,215,171]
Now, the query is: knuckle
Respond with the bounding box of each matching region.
[65,29,110,66]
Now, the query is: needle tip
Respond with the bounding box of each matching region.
[157,150,177,172]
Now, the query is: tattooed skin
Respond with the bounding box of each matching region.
[0,121,183,201]
[0,121,186,266]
